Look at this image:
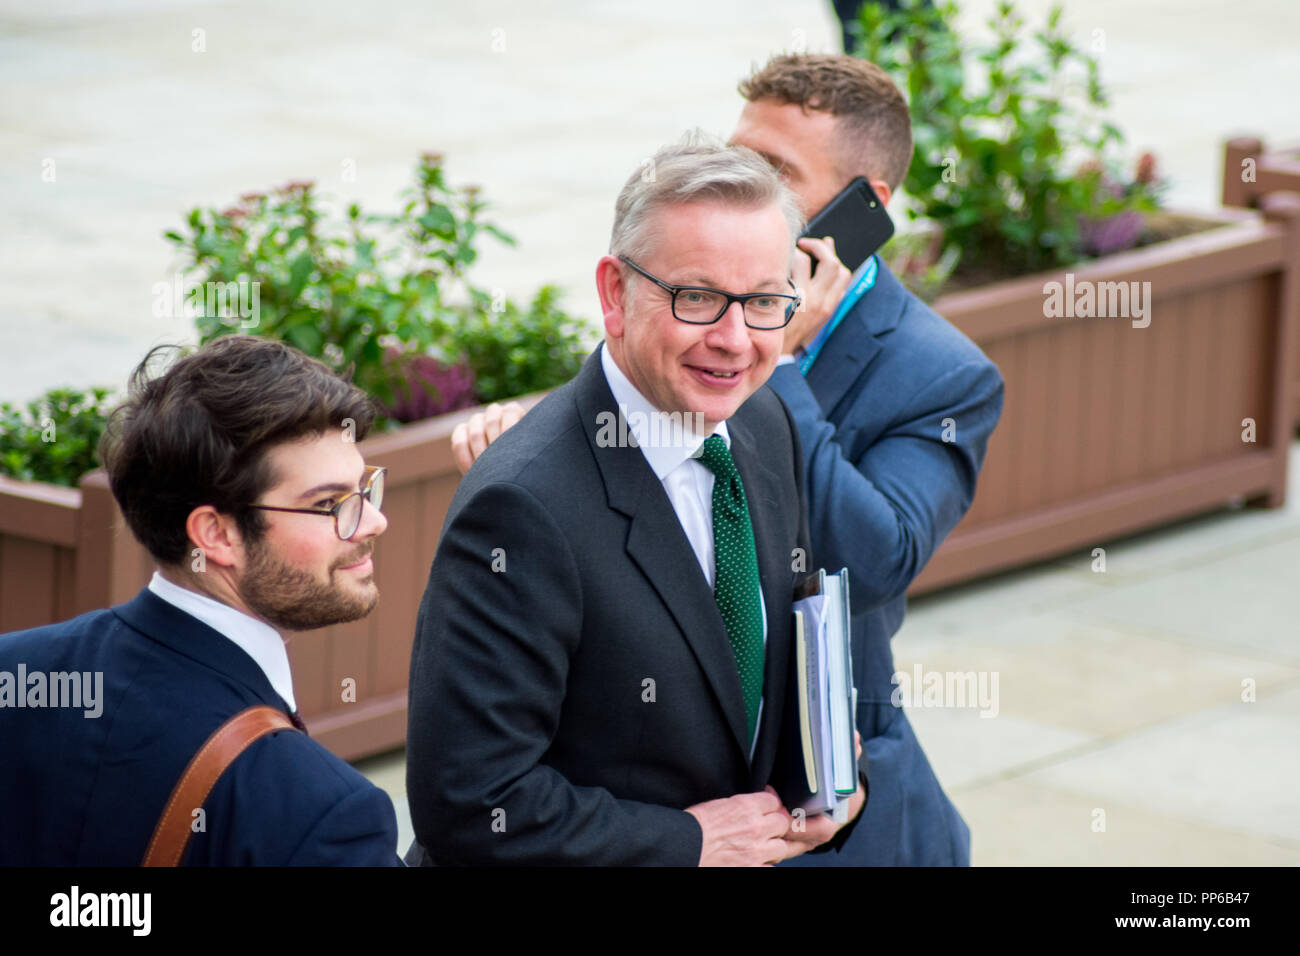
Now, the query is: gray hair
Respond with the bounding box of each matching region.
[610,130,805,266]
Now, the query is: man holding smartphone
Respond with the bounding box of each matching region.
[452,53,1003,866]
[731,53,1003,867]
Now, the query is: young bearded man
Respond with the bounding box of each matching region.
[0,336,402,865]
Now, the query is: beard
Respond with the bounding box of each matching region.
[238,536,378,632]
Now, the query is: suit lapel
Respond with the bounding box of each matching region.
[575,348,752,760]
[727,408,792,785]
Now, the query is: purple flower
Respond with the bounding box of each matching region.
[380,351,477,422]
[1078,210,1144,257]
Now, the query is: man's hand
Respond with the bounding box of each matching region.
[783,731,866,854]
[686,789,801,867]
[450,401,526,475]
[786,235,854,355]
[784,778,866,854]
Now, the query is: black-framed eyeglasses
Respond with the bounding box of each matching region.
[618,256,801,329]
[247,465,386,541]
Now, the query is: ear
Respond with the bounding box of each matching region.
[871,179,893,209]
[596,255,630,340]
[185,505,245,570]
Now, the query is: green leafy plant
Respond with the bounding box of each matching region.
[858,0,1165,283]
[165,152,591,421]
[879,229,960,303]
[0,386,115,486]
[451,285,590,403]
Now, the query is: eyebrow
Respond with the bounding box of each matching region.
[295,466,367,502]
[676,275,790,292]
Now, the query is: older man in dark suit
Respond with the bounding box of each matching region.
[449,54,1003,867]
[0,336,401,865]
[406,137,865,866]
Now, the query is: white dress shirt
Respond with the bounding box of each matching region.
[147,571,298,713]
[600,346,767,751]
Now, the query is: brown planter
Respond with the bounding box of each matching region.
[1222,136,1300,210]
[910,195,1300,594]
[1222,135,1300,427]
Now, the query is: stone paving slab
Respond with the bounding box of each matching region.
[896,615,1299,746]
[960,779,1300,866]
[1020,684,1300,847]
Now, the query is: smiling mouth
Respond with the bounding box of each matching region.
[688,365,744,380]
[337,549,372,571]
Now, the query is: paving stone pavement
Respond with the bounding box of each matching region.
[5,0,1298,864]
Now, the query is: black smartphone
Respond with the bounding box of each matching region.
[800,176,894,275]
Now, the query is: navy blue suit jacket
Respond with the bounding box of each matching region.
[770,261,1004,866]
[0,588,401,866]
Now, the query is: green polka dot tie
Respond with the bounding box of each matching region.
[696,434,764,747]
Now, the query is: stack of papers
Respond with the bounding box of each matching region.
[781,568,857,823]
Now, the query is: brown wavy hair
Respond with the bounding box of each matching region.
[739,53,913,191]
[100,335,376,566]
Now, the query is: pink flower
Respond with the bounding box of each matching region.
[275,179,315,196]
[1135,152,1158,184]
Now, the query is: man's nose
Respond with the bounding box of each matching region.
[358,496,388,539]
[704,300,751,352]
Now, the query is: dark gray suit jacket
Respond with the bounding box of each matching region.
[406,345,816,865]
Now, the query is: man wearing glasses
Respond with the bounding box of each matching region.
[405,136,865,866]
[452,54,1003,867]
[0,335,402,865]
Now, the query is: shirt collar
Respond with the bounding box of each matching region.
[599,343,729,480]
[147,570,297,712]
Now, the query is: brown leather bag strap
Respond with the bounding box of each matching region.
[142,705,299,867]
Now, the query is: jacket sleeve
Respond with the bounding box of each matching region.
[284,785,404,866]
[767,355,1004,611]
[199,732,405,867]
[406,480,703,866]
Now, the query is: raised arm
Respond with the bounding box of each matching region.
[768,355,1004,610]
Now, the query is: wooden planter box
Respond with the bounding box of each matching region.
[0,397,536,761]
[909,194,1300,594]
[1222,135,1300,426]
